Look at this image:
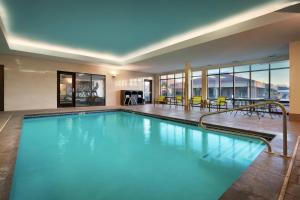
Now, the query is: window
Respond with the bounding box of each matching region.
[208,68,219,75]
[206,60,289,101]
[219,67,233,98]
[167,74,174,79]
[160,79,167,96]
[208,75,219,99]
[191,71,202,97]
[235,65,250,72]
[270,69,289,100]
[251,70,269,99]
[220,74,233,98]
[270,61,290,100]
[175,78,183,96]
[167,79,174,96]
[234,72,250,98]
[270,60,289,69]
[251,63,269,71]
[220,67,233,74]
[160,73,184,97]
[207,67,234,99]
[207,69,220,99]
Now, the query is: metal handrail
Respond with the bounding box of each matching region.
[199,101,288,157]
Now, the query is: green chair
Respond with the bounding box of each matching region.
[190,96,203,109]
[209,96,228,111]
[154,96,167,107]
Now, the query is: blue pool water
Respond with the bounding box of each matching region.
[10,111,265,200]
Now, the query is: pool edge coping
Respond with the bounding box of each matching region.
[23,108,275,140]
[0,107,293,200]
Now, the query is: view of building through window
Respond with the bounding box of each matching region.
[191,71,202,96]
[208,75,219,99]
[160,73,185,97]
[159,60,289,101]
[234,71,250,98]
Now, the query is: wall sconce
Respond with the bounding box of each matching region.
[111,72,117,78]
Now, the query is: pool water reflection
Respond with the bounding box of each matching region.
[10,112,265,200]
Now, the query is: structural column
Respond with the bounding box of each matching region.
[201,69,208,100]
[184,63,191,111]
[289,41,300,120]
[154,74,160,101]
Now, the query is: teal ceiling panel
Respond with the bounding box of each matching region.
[1,0,276,55]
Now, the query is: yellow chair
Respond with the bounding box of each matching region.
[209,96,228,111]
[154,96,167,107]
[190,96,202,108]
[175,96,183,107]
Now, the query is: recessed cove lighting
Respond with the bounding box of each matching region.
[0,3,9,30]
[0,1,299,65]
[6,35,123,64]
[122,1,300,62]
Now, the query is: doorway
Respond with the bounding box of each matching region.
[144,79,152,103]
[57,71,75,107]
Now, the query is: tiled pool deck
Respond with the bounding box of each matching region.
[0,105,300,200]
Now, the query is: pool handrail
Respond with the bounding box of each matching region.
[199,101,289,157]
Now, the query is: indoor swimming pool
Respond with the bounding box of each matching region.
[10,111,266,200]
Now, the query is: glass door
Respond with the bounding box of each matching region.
[144,79,152,103]
[76,73,91,106]
[91,74,106,106]
[57,71,75,107]
[75,73,106,106]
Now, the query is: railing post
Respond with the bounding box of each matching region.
[283,113,288,156]
[275,102,288,157]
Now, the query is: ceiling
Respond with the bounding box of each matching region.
[131,13,300,73]
[0,0,299,72]
[0,0,277,55]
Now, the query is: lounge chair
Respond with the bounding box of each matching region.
[154,96,167,107]
[174,96,183,107]
[209,96,227,111]
[190,96,203,109]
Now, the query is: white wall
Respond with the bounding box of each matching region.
[0,54,154,111]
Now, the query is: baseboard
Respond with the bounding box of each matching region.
[289,113,300,121]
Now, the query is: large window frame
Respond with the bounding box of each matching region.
[207,70,220,99]
[206,60,290,101]
[159,73,185,97]
[191,70,202,97]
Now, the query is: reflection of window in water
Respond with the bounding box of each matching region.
[143,119,151,144]
[159,123,185,147]
[188,130,203,153]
